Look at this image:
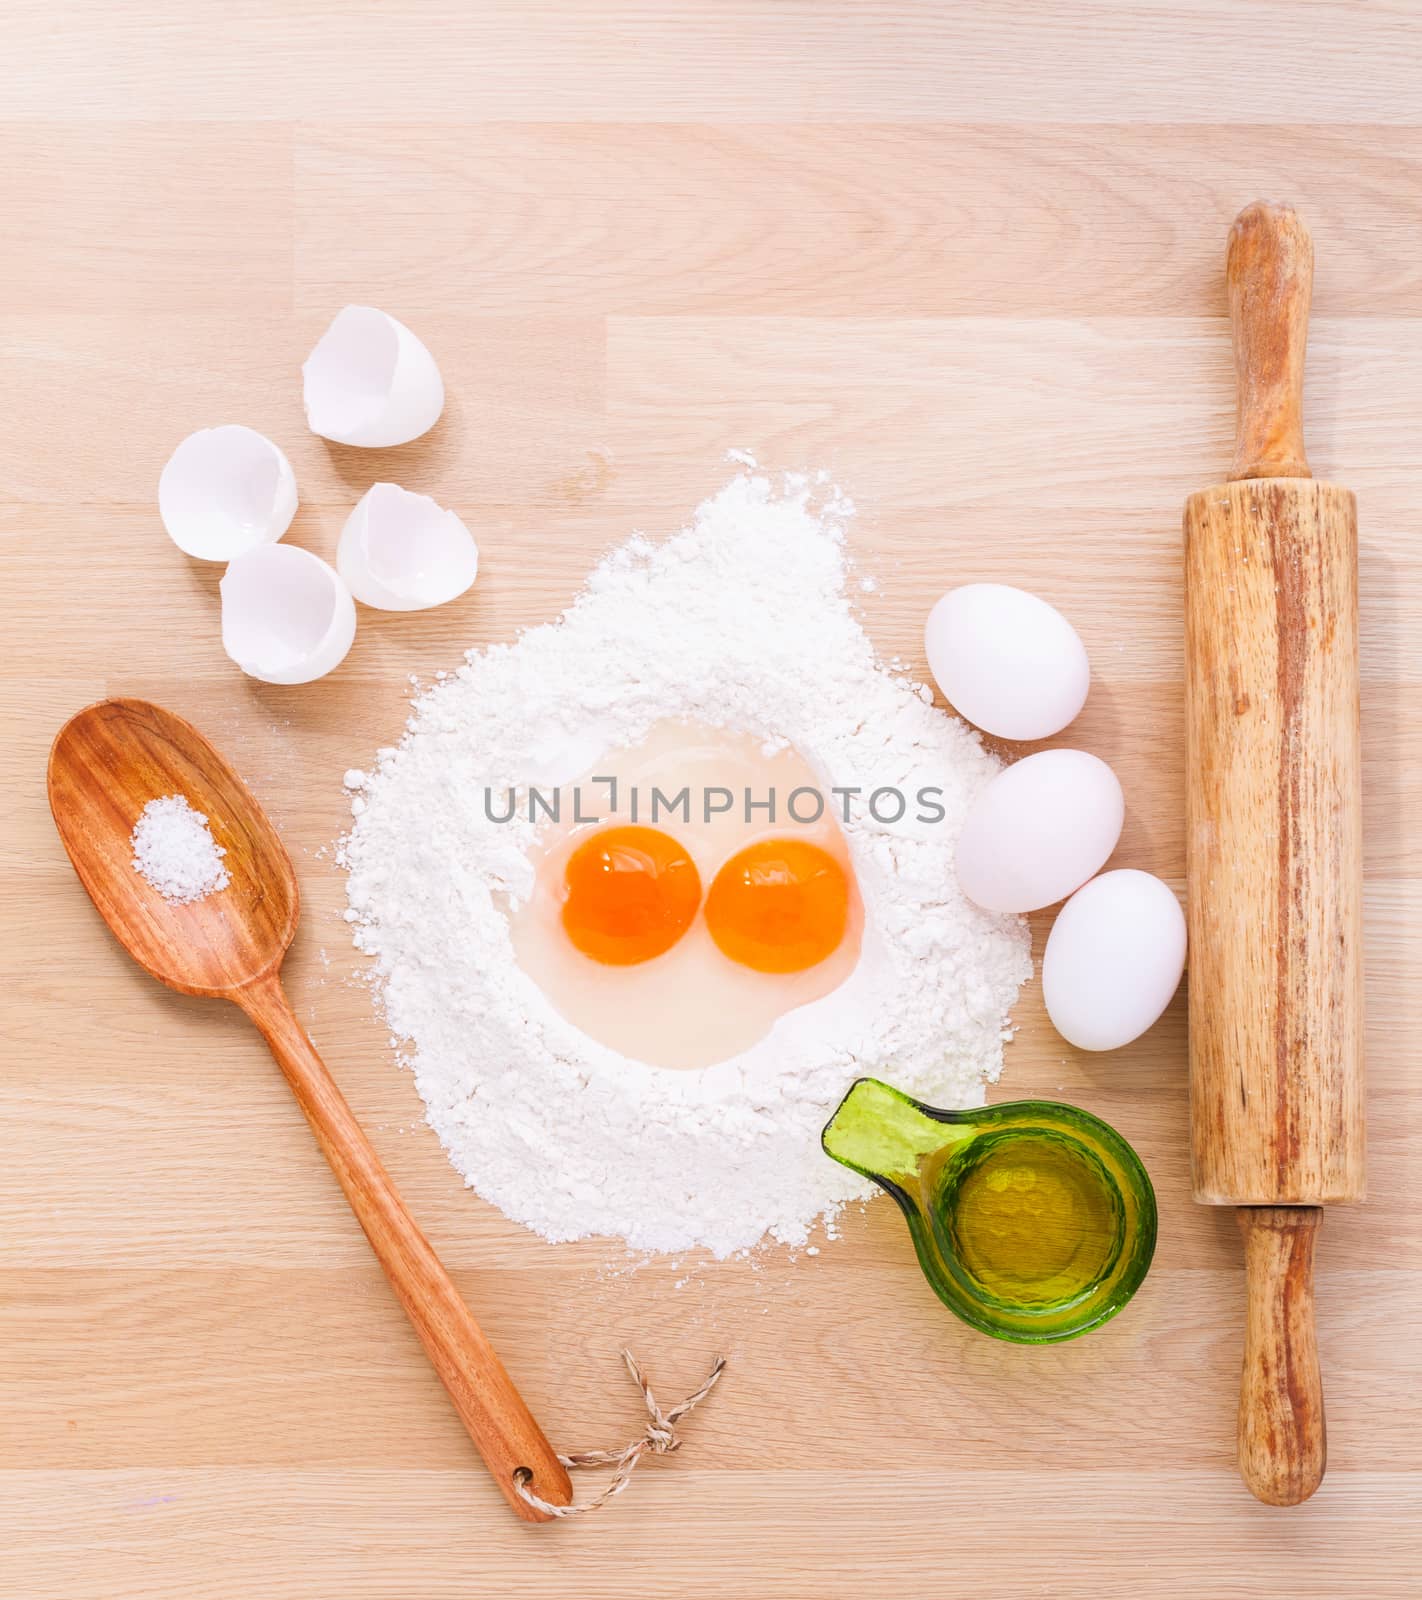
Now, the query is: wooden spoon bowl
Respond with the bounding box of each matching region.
[49,698,298,994]
[48,697,571,1521]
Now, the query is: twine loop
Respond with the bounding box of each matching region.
[514,1349,726,1519]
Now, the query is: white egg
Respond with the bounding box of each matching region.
[158,425,297,561]
[1043,870,1187,1051]
[955,749,1123,913]
[220,544,357,685]
[337,483,479,611]
[925,583,1089,740]
[302,306,444,448]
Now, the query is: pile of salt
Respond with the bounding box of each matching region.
[130,795,230,905]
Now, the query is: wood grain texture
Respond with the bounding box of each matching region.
[1237,1206,1326,1506]
[1227,203,1314,481]
[48,700,299,998]
[2,4,1421,1596]
[46,700,571,1520]
[1185,479,1365,1205]
[237,975,573,1521]
[7,3,1422,124]
[1188,203,1363,1508]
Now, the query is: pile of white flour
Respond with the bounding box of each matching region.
[340,472,1029,1256]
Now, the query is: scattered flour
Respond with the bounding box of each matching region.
[131,795,229,904]
[340,472,1030,1257]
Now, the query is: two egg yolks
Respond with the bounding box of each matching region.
[560,825,849,974]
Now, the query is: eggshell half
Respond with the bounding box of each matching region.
[302,306,444,448]
[925,583,1089,740]
[336,482,479,611]
[1043,869,1187,1051]
[158,425,297,561]
[955,749,1124,913]
[220,544,357,685]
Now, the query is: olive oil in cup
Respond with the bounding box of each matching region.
[822,1078,1156,1342]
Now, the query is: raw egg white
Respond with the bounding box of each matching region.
[507,722,863,1070]
[955,749,1123,913]
[1042,869,1186,1050]
[925,583,1089,740]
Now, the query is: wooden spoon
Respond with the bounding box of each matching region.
[47,697,572,1522]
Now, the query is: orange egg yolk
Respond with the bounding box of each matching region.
[561,825,702,966]
[704,838,851,974]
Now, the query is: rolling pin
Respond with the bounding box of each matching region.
[1184,201,1365,1507]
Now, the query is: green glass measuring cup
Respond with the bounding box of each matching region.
[823,1078,1157,1343]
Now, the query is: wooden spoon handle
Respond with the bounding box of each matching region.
[1236,1206,1326,1506]
[1227,200,1314,482]
[237,974,571,1522]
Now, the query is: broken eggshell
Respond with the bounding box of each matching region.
[302,306,444,448]
[336,482,479,611]
[220,544,357,685]
[158,425,297,561]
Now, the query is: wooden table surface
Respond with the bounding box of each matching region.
[3,6,1420,1597]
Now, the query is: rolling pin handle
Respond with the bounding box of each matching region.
[1236,1206,1326,1506]
[1226,201,1313,482]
